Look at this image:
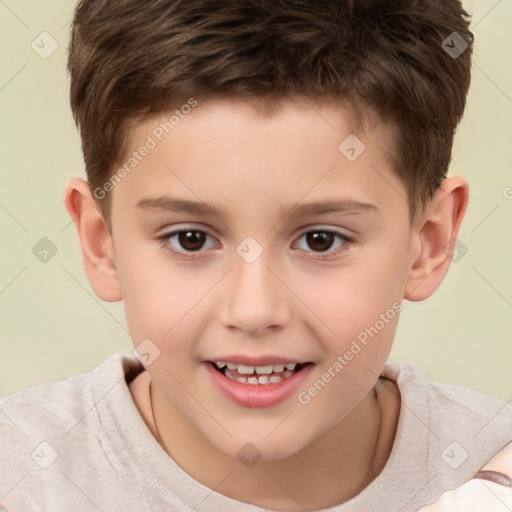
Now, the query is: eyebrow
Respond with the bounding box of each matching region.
[136,196,377,221]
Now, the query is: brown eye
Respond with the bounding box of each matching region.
[177,230,206,251]
[305,232,335,252]
[161,229,217,255]
[294,229,350,258]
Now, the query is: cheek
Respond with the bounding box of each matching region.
[291,245,407,406]
[295,291,401,424]
[115,243,214,356]
[297,250,406,343]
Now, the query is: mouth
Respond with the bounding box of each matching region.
[204,358,315,408]
[208,361,312,385]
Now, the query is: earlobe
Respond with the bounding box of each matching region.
[64,177,122,302]
[404,176,469,302]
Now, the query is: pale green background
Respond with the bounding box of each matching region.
[1,0,511,400]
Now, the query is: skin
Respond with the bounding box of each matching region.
[418,443,512,511]
[64,97,469,510]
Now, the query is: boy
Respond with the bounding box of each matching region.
[1,0,511,510]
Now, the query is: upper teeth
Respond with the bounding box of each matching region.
[215,362,297,374]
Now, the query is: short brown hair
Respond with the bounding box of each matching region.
[68,0,474,223]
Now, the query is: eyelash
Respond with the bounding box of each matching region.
[156,227,354,261]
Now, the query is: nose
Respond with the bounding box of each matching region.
[217,251,292,336]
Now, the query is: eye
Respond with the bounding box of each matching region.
[157,227,352,260]
[158,228,217,256]
[294,229,351,258]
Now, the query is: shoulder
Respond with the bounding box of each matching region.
[0,354,135,429]
[382,362,512,432]
[364,363,512,510]
[0,354,143,507]
[382,362,512,475]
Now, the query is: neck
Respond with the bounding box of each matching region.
[146,377,399,510]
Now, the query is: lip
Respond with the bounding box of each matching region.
[204,361,314,408]
[206,355,308,366]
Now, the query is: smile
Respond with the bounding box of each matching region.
[211,361,308,385]
[205,359,314,407]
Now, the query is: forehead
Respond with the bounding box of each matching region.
[112,97,406,222]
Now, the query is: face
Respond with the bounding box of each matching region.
[109,97,413,461]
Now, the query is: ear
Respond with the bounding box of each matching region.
[64,177,122,302]
[404,176,469,301]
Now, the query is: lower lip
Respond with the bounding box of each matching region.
[204,362,314,408]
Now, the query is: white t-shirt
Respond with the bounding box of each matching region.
[1,354,511,511]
